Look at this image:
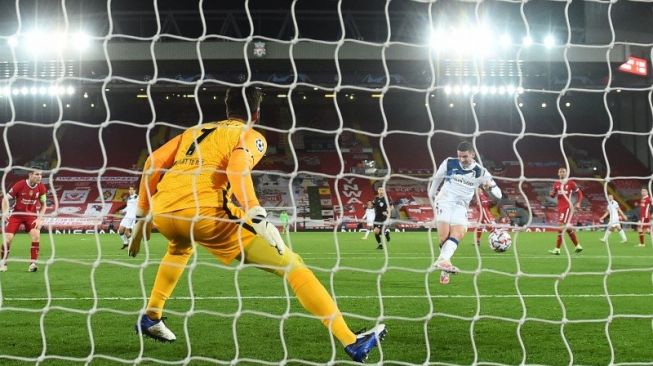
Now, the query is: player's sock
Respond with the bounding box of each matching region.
[0,242,11,262]
[475,229,482,245]
[288,267,356,346]
[362,230,369,239]
[120,234,128,244]
[556,232,563,249]
[639,232,644,244]
[30,242,39,262]
[437,237,459,262]
[567,230,579,246]
[602,230,610,242]
[619,229,627,242]
[374,233,381,244]
[384,231,390,242]
[146,250,192,320]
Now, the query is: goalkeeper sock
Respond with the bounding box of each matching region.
[639,232,644,244]
[556,232,563,249]
[437,237,458,262]
[30,242,39,261]
[619,229,627,241]
[287,267,356,346]
[567,230,579,246]
[146,250,192,320]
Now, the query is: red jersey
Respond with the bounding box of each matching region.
[6,179,47,215]
[550,180,583,212]
[477,190,494,222]
[640,195,651,220]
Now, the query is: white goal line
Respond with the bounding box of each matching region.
[3,293,653,301]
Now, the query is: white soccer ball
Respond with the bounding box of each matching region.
[488,230,512,252]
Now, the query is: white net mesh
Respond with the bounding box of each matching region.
[1,0,653,364]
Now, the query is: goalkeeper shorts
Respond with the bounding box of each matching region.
[153,205,257,265]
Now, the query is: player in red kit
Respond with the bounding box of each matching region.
[637,187,651,247]
[548,167,583,255]
[474,188,496,246]
[1,168,48,272]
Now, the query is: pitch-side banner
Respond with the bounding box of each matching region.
[60,189,90,204]
[42,217,103,227]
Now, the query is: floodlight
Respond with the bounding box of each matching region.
[522,36,533,47]
[25,31,46,54]
[7,36,18,48]
[499,34,512,48]
[543,35,555,48]
[72,32,91,51]
[430,30,445,51]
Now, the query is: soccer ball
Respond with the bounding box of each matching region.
[488,230,512,252]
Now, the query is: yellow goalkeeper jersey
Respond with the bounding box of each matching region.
[137,119,267,215]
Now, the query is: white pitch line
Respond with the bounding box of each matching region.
[3,293,653,301]
[35,254,653,261]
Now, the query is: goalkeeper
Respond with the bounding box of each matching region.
[129,87,386,363]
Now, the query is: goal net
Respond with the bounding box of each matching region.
[1,0,652,364]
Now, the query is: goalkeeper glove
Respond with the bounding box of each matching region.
[128,208,152,257]
[246,206,286,255]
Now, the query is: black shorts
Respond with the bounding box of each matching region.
[373,220,388,230]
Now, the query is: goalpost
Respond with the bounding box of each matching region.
[1,0,653,365]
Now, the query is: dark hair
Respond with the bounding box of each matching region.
[457,141,474,152]
[225,87,263,120]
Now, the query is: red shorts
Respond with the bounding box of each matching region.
[557,208,574,225]
[640,218,650,226]
[4,215,37,234]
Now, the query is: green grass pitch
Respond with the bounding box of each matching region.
[0,230,652,365]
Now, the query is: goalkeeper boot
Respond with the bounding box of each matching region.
[136,315,176,343]
[548,248,561,255]
[344,324,387,363]
[28,263,38,272]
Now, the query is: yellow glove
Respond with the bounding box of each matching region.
[128,208,152,257]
